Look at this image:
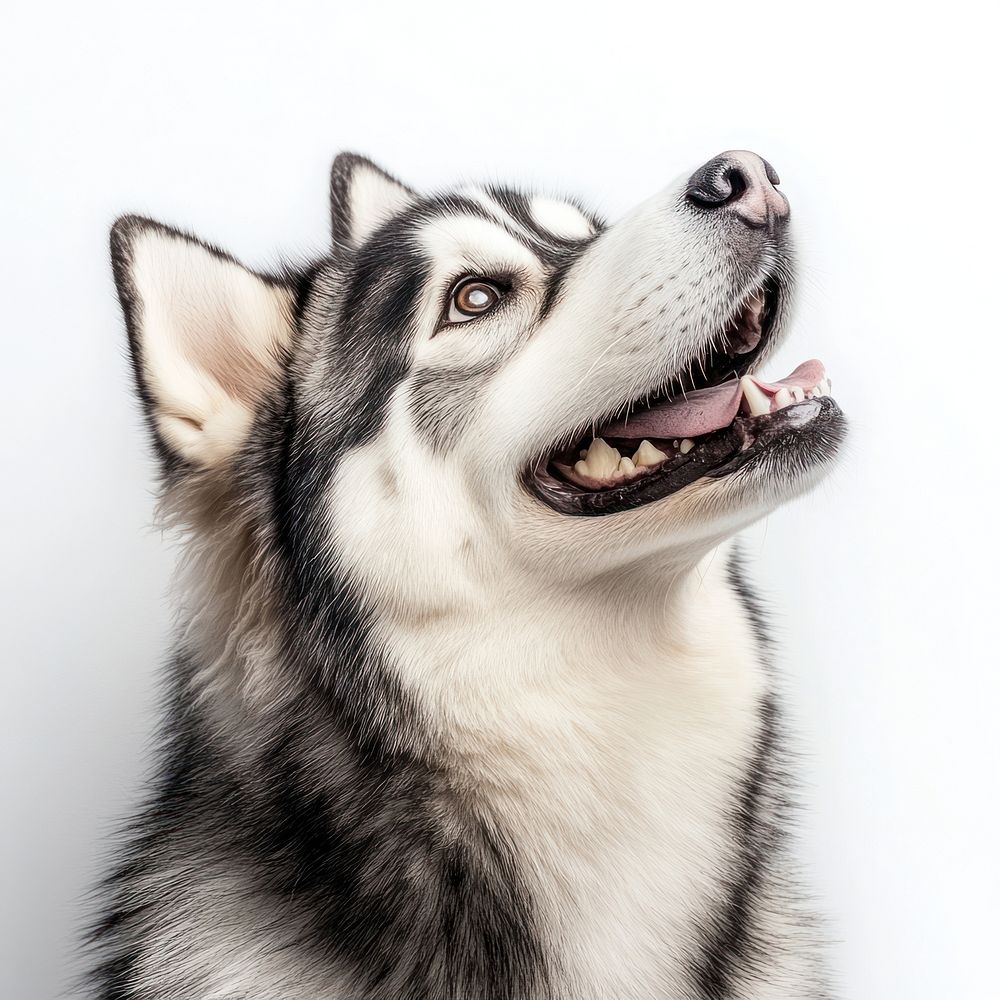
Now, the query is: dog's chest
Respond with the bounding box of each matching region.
[396,567,767,999]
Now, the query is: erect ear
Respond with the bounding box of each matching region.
[110,216,294,470]
[330,152,416,248]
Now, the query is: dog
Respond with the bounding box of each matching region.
[90,150,845,999]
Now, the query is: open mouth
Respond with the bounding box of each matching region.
[528,285,846,516]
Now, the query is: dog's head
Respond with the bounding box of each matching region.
[112,152,845,594]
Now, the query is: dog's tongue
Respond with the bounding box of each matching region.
[600,360,826,440]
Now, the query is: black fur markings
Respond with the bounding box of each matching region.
[253,721,549,999]
[688,551,784,1000]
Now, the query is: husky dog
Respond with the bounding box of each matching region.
[92,150,844,1000]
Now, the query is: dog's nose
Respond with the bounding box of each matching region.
[685,151,789,229]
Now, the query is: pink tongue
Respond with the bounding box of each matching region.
[600,360,826,440]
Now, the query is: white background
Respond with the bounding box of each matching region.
[2,3,997,997]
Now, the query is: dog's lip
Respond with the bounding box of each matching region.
[526,396,845,516]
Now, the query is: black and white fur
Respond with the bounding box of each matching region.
[90,153,840,999]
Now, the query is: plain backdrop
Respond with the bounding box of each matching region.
[2,2,997,997]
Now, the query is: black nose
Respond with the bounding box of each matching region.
[685,150,789,229]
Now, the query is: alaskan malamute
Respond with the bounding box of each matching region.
[91,150,845,999]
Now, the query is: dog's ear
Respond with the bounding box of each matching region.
[330,153,416,248]
[110,216,295,470]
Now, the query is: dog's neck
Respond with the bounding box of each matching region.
[372,538,763,755]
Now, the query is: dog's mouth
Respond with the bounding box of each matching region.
[527,283,845,516]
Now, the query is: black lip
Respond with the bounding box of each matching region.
[526,397,846,517]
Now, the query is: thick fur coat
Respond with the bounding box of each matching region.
[90,151,845,999]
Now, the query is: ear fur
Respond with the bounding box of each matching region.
[330,153,416,248]
[110,216,294,470]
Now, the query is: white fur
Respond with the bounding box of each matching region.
[530,195,594,239]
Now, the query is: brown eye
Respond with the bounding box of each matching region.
[447,278,503,324]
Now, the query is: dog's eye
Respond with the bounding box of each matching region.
[446,278,504,324]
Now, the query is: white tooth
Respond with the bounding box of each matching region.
[774,387,793,409]
[679,438,695,454]
[585,437,620,477]
[618,456,636,475]
[672,440,679,448]
[819,378,831,395]
[574,460,592,478]
[632,439,668,468]
[740,376,771,417]
[791,386,805,403]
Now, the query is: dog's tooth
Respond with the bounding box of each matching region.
[790,386,805,403]
[618,456,636,476]
[739,376,771,417]
[574,459,592,478]
[819,378,831,396]
[632,439,668,468]
[774,387,793,409]
[679,438,695,454]
[586,437,620,477]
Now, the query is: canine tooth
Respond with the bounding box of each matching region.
[618,456,636,475]
[739,376,771,417]
[679,438,695,454]
[774,387,793,409]
[574,460,591,478]
[633,440,668,467]
[585,437,620,477]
